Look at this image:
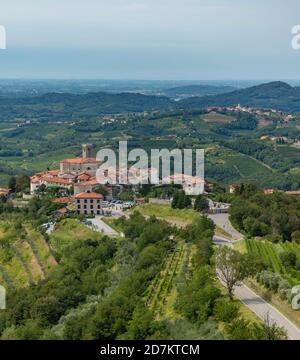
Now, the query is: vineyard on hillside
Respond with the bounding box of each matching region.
[0,222,57,290]
[144,241,194,319]
[245,238,300,285]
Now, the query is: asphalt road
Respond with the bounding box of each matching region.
[213,234,300,340]
[87,216,119,237]
[209,213,244,240]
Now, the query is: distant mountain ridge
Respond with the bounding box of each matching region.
[178,81,300,112]
[1,81,300,120]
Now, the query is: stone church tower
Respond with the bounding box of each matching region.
[82,144,93,158]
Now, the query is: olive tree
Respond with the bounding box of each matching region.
[215,246,255,300]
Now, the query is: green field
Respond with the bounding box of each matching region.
[201,112,235,123]
[49,219,102,254]
[276,145,300,160]
[206,147,273,185]
[135,204,200,224]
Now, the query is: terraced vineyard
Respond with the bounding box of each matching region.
[245,238,284,273]
[144,241,193,319]
[0,222,57,290]
[245,238,300,284]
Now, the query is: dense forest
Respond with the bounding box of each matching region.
[230,184,300,242]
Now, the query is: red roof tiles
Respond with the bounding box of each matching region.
[75,192,103,199]
[61,157,100,164]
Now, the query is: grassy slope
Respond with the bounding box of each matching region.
[135,204,200,226]
[49,219,101,254]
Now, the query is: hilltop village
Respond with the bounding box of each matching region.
[26,144,207,216]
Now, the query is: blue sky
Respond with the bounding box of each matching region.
[0,0,300,79]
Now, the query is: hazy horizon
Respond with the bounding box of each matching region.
[1,1,300,79]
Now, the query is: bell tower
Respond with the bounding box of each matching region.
[82,144,92,158]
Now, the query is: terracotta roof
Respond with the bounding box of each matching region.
[53,197,73,204]
[74,176,99,187]
[61,157,100,164]
[77,172,92,181]
[56,207,69,214]
[41,177,71,185]
[0,188,10,196]
[80,177,99,186]
[0,187,9,191]
[31,177,41,184]
[44,170,60,176]
[75,192,103,199]
[31,170,62,183]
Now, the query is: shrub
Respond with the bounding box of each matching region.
[262,290,272,303]
[225,318,254,340]
[279,251,297,268]
[278,279,291,300]
[258,270,281,291]
[214,300,240,323]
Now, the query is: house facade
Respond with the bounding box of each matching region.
[75,191,103,215]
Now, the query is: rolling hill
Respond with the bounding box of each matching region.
[179,81,300,112]
[163,84,237,99]
[1,82,300,120]
[0,91,174,121]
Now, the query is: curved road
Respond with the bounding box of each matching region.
[209,213,244,240]
[214,235,300,340]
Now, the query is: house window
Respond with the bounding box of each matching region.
[77,205,81,209]
[97,205,101,209]
[90,199,94,203]
[97,199,100,203]
[77,199,80,204]
[97,210,100,215]
[84,205,87,209]
[84,199,87,203]
[84,210,87,215]
[90,205,93,209]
